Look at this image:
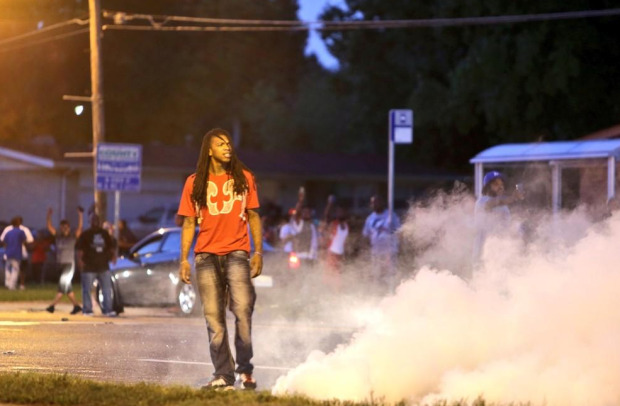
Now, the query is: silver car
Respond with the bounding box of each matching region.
[98,227,276,316]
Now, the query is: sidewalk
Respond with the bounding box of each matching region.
[0,300,182,322]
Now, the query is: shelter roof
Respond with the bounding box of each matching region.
[470,139,620,164]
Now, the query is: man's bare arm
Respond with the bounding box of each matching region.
[179,216,196,284]
[46,208,56,236]
[76,207,84,238]
[247,209,263,278]
[484,191,525,210]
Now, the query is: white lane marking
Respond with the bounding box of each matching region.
[137,358,293,371]
[0,321,39,326]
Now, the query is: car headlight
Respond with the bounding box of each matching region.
[169,273,179,285]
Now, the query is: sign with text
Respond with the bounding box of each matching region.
[96,143,142,192]
[389,109,414,144]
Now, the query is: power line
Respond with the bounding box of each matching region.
[0,17,88,46]
[321,7,620,28]
[0,28,89,54]
[100,7,620,33]
[102,25,311,33]
[1,7,619,52]
[102,10,308,26]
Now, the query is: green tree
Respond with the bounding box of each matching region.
[320,0,620,171]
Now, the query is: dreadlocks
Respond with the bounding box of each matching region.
[191,128,254,208]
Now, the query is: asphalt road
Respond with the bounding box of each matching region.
[0,299,357,391]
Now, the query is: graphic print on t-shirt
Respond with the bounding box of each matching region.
[92,233,106,253]
[206,179,243,216]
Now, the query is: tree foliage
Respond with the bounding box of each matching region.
[1,0,620,174]
[320,0,620,170]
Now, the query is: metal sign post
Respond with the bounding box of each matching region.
[96,143,142,256]
[388,109,413,223]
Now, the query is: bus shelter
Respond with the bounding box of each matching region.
[470,139,620,212]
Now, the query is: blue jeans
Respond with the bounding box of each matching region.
[81,271,113,314]
[195,251,256,384]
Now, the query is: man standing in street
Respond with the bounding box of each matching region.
[472,171,524,268]
[45,206,84,315]
[76,213,116,316]
[0,216,34,290]
[279,187,318,268]
[1,217,27,290]
[178,128,263,391]
[362,194,401,290]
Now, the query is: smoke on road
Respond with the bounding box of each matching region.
[271,188,620,405]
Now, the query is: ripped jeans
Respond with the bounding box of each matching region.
[195,251,256,384]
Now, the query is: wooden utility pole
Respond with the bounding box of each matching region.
[89,0,106,218]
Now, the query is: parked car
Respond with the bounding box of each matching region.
[97,226,277,316]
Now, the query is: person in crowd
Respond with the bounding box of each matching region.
[321,195,350,292]
[177,128,262,391]
[30,229,52,284]
[1,217,27,290]
[76,213,116,316]
[101,220,118,254]
[472,171,525,268]
[116,219,137,257]
[279,187,318,267]
[260,201,281,247]
[0,216,33,290]
[278,208,296,254]
[45,207,84,315]
[362,194,401,289]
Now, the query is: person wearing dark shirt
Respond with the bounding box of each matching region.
[76,213,116,316]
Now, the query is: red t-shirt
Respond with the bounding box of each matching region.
[177,170,259,255]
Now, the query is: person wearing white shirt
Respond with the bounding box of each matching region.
[362,195,401,290]
[0,216,34,290]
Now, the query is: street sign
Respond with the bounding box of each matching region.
[96,143,142,192]
[387,109,414,241]
[389,109,413,144]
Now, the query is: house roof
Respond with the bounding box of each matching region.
[580,123,620,140]
[0,146,55,168]
[470,139,620,164]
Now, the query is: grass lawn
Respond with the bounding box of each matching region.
[0,283,82,302]
[0,372,417,406]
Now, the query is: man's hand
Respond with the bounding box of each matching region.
[179,260,191,284]
[250,254,263,278]
[513,187,526,201]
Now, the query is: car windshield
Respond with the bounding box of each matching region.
[161,231,180,253]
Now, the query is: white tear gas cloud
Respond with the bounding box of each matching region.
[272,188,620,405]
